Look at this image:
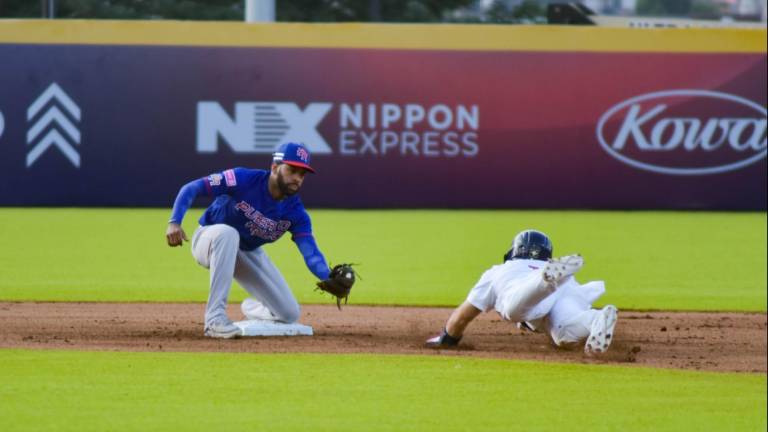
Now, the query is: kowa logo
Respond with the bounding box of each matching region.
[597,90,766,175]
[197,102,479,157]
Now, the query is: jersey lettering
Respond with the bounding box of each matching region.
[235,200,291,241]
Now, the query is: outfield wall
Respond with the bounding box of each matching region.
[0,20,765,209]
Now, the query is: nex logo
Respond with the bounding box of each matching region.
[197,102,333,154]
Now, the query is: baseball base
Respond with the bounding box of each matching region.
[233,319,314,337]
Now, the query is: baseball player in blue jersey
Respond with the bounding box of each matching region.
[426,230,619,354]
[165,142,335,338]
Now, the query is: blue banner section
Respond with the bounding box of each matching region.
[0,43,765,209]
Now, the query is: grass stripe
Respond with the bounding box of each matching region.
[0,349,765,432]
[0,209,765,311]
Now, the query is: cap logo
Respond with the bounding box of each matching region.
[296,147,309,163]
[271,143,315,172]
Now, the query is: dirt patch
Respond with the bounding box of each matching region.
[0,302,765,373]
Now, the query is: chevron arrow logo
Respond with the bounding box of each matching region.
[26,83,81,168]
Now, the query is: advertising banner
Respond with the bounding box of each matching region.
[0,22,765,209]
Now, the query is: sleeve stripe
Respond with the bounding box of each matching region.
[202,177,213,195]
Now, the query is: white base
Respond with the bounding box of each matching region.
[233,319,314,337]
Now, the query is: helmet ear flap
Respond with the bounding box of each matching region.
[503,249,514,262]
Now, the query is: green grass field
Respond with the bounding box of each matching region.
[1,350,765,432]
[0,208,766,431]
[0,208,765,311]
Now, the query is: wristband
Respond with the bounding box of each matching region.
[439,327,462,346]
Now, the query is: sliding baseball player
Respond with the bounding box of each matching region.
[426,229,618,354]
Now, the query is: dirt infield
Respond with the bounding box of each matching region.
[0,302,765,373]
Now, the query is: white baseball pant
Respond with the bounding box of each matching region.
[191,224,300,327]
[497,269,558,323]
[546,281,605,346]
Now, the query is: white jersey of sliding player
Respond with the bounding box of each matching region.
[466,259,607,346]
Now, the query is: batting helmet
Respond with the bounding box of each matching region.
[503,229,553,262]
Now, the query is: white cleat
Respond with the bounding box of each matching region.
[204,318,242,339]
[585,305,618,354]
[543,254,584,285]
[241,297,279,321]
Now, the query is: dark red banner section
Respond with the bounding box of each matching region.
[0,45,764,209]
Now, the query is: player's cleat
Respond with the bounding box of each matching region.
[204,318,242,339]
[584,305,618,354]
[542,254,584,285]
[241,297,279,321]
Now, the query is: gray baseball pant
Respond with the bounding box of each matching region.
[191,224,300,327]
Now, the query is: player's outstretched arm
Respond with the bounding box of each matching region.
[446,301,482,336]
[426,301,482,348]
[293,234,331,280]
[166,179,206,247]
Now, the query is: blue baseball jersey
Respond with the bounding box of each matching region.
[198,168,312,251]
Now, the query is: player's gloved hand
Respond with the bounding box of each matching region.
[425,327,462,348]
[315,263,356,310]
[166,222,189,247]
[516,321,535,332]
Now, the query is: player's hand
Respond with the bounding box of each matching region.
[166,223,188,247]
[425,328,462,348]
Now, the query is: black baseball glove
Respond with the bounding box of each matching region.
[316,263,357,309]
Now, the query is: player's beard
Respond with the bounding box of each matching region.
[276,170,300,196]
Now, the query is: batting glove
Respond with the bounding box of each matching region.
[425,327,462,348]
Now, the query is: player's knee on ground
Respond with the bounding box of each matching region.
[274,302,300,323]
[549,312,594,346]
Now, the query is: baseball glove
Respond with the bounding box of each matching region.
[316,263,357,309]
